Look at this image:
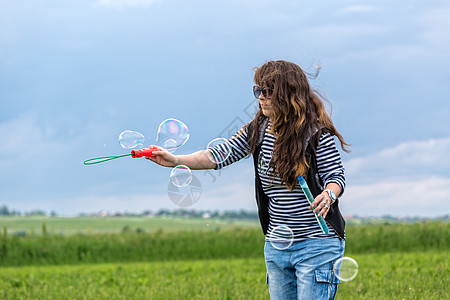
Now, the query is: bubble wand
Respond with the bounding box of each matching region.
[83,146,158,165]
[297,176,329,234]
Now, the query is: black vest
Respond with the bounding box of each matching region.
[251,123,346,240]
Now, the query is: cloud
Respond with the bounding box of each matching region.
[300,24,387,50]
[338,5,378,15]
[341,176,450,217]
[341,137,450,217]
[93,0,160,9]
[0,113,41,156]
[345,137,450,183]
[0,112,86,160]
[419,7,450,48]
[305,24,385,40]
[57,193,170,216]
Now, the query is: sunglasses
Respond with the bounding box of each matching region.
[253,85,273,99]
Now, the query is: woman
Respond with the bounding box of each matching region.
[147,60,350,300]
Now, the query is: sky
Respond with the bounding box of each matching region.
[1,0,449,217]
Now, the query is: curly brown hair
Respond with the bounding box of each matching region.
[245,60,350,190]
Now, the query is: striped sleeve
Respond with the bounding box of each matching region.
[209,125,251,170]
[316,132,346,193]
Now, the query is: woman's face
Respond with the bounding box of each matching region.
[259,96,273,119]
[253,85,274,119]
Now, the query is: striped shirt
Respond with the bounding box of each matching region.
[210,121,345,241]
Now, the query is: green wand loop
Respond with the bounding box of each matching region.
[297,176,329,234]
[83,154,132,165]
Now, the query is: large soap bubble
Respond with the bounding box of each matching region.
[156,119,190,152]
[267,225,294,250]
[333,257,359,282]
[206,138,232,164]
[118,130,145,149]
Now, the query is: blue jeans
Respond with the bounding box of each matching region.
[264,238,345,300]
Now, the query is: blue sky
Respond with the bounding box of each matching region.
[1,0,449,217]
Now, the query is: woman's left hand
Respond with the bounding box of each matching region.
[310,191,332,218]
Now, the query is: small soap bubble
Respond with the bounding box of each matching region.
[333,257,359,282]
[267,225,294,250]
[163,138,178,150]
[206,138,232,164]
[118,130,145,149]
[156,119,190,152]
[170,165,192,187]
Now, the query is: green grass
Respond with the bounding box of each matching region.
[345,221,449,253]
[336,251,449,300]
[0,258,269,300]
[0,252,447,300]
[0,227,265,267]
[0,216,259,235]
[0,219,448,299]
[1,221,447,267]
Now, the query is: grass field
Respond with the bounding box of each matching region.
[0,216,259,235]
[0,252,447,299]
[0,217,448,299]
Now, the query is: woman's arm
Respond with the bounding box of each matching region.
[146,148,216,170]
[310,132,346,218]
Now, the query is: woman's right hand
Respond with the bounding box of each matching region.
[145,147,179,167]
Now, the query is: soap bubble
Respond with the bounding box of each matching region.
[118,130,145,149]
[267,225,294,250]
[333,257,359,282]
[206,138,232,164]
[163,138,178,150]
[170,165,192,187]
[156,119,189,152]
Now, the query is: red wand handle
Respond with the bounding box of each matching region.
[131,146,159,158]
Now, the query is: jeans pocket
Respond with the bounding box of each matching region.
[315,266,341,284]
[314,266,340,300]
[315,269,330,282]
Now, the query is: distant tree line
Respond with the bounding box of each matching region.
[1,205,259,220]
[81,208,260,220]
[0,205,57,217]
[1,204,448,223]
